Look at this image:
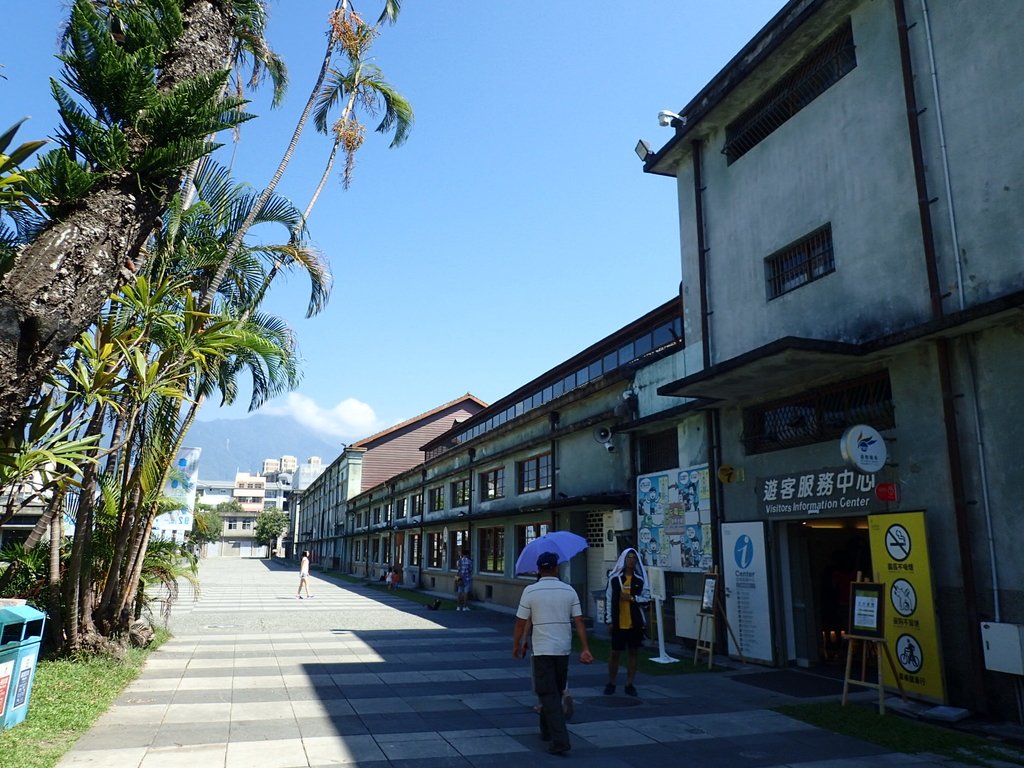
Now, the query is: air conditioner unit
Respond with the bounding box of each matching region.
[611,509,632,531]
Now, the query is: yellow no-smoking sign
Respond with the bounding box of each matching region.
[868,511,946,703]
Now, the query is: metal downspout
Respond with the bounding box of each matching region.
[707,408,725,653]
[692,139,712,370]
[919,0,999,621]
[895,0,986,707]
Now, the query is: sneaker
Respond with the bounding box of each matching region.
[625,684,638,697]
[603,683,615,695]
[462,606,470,611]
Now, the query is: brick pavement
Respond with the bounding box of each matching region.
[54,558,977,767]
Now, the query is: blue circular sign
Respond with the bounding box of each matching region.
[734,534,754,569]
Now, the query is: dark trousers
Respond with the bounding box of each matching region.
[533,654,570,749]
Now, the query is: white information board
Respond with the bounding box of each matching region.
[721,522,774,663]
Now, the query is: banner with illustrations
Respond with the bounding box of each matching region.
[153,446,201,539]
[636,464,712,572]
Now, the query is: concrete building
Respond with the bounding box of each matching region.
[294,396,487,569]
[643,0,1024,720]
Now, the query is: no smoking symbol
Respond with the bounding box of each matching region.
[885,524,911,562]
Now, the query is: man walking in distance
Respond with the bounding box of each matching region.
[456,549,473,611]
[513,551,593,755]
[603,547,650,696]
[297,550,311,599]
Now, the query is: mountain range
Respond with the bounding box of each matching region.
[184,415,341,480]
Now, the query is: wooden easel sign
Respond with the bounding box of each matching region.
[841,579,906,713]
[699,572,718,616]
[849,582,884,638]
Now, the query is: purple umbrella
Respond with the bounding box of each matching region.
[514,531,588,575]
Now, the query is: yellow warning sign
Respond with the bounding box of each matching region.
[868,511,946,703]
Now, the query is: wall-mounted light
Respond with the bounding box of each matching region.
[634,139,652,162]
[657,110,687,127]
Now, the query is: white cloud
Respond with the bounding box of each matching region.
[263,393,382,441]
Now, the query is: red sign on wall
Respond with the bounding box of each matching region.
[875,483,900,503]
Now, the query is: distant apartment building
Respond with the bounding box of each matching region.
[196,457,324,558]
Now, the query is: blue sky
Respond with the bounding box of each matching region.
[5,1,783,441]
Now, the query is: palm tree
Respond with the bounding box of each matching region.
[199,0,406,310]
[304,8,413,218]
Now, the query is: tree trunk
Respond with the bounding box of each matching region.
[0,0,237,435]
[46,512,65,651]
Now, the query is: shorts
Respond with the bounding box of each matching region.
[457,580,471,594]
[610,626,644,651]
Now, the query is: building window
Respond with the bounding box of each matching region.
[479,526,505,573]
[409,533,421,566]
[449,529,469,570]
[396,498,407,518]
[384,503,393,525]
[354,540,363,560]
[479,467,504,501]
[372,506,381,525]
[428,486,446,512]
[371,538,380,563]
[724,20,856,164]
[637,428,679,474]
[242,519,252,530]
[743,371,895,454]
[428,532,444,568]
[515,523,549,564]
[227,518,237,530]
[412,493,424,516]
[765,224,835,299]
[517,453,552,494]
[450,478,470,507]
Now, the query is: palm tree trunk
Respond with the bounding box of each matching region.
[200,0,348,311]
[61,404,107,650]
[47,512,65,651]
[303,141,341,222]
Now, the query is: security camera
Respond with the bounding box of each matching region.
[658,110,687,127]
[604,441,616,453]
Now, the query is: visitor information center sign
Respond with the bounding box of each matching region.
[757,466,879,517]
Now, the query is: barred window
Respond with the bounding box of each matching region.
[409,533,421,566]
[743,371,895,454]
[765,224,834,299]
[636,428,678,474]
[724,20,856,164]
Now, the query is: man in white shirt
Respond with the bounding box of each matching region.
[513,551,593,755]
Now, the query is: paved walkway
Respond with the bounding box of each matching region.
[56,559,975,767]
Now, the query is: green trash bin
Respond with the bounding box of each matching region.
[0,603,46,730]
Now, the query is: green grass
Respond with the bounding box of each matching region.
[0,631,168,768]
[776,702,1024,766]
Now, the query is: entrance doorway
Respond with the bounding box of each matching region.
[786,518,871,667]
